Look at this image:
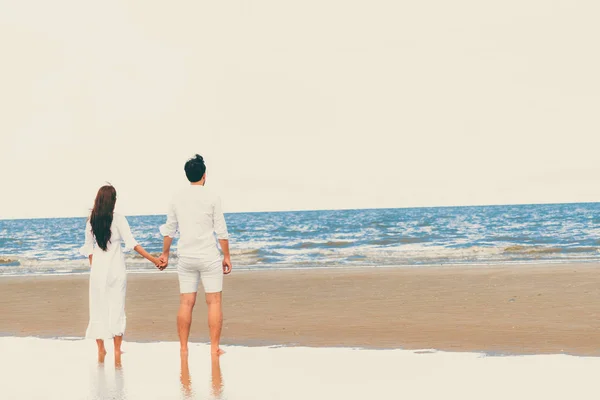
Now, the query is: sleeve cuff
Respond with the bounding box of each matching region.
[123,241,139,253]
[79,245,94,257]
[159,224,177,238]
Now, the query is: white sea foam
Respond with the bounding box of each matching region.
[0,337,599,399]
[4,204,600,276]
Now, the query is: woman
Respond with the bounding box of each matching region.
[80,184,161,359]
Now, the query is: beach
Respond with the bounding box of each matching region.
[2,263,600,399]
[2,263,600,356]
[3,336,599,400]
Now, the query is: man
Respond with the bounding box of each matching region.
[158,154,232,356]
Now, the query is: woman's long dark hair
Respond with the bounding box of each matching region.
[90,185,117,251]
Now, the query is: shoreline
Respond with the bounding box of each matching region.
[1,335,593,358]
[2,263,600,356]
[2,258,600,278]
[0,335,596,359]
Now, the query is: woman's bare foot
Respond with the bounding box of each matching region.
[96,339,107,363]
[98,349,107,364]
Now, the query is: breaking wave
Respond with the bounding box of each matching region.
[3,202,600,275]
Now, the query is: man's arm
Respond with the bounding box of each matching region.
[161,236,173,259]
[214,197,232,274]
[158,201,178,269]
[219,239,231,274]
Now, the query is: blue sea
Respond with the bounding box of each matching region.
[1,203,600,276]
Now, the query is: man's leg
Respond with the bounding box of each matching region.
[177,258,201,355]
[178,292,197,354]
[205,292,224,356]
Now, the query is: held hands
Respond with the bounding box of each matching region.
[158,252,169,270]
[155,253,169,271]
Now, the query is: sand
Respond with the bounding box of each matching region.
[2,337,600,400]
[1,264,600,355]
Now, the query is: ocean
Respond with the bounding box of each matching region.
[1,202,600,276]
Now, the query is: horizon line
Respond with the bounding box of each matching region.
[1,200,599,221]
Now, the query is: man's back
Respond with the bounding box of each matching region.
[160,186,229,261]
[159,154,231,357]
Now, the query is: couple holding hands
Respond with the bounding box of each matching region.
[80,154,231,360]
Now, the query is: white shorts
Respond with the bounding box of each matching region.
[177,257,223,294]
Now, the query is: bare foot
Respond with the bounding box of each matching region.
[115,351,123,369]
[98,349,107,364]
[211,348,225,357]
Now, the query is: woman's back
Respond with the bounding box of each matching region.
[81,213,138,257]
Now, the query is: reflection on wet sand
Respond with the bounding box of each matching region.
[180,353,224,399]
[211,355,223,397]
[98,351,106,365]
[6,337,600,400]
[115,352,122,370]
[180,353,193,398]
[114,360,125,399]
[91,355,125,400]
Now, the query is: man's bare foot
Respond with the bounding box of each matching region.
[211,348,225,357]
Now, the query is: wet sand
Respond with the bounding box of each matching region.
[3,337,599,400]
[1,264,599,355]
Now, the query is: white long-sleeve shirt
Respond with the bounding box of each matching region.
[159,185,229,260]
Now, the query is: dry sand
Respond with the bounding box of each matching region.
[1,264,599,355]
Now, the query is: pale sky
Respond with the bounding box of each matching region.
[1,0,599,219]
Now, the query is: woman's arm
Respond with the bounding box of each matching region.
[119,215,160,268]
[80,219,95,265]
[134,245,160,266]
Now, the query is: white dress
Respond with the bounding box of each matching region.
[80,213,138,339]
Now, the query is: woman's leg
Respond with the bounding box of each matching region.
[111,271,126,358]
[96,339,106,362]
[114,336,123,368]
[113,335,123,355]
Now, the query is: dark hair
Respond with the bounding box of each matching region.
[184,154,206,183]
[90,185,117,251]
